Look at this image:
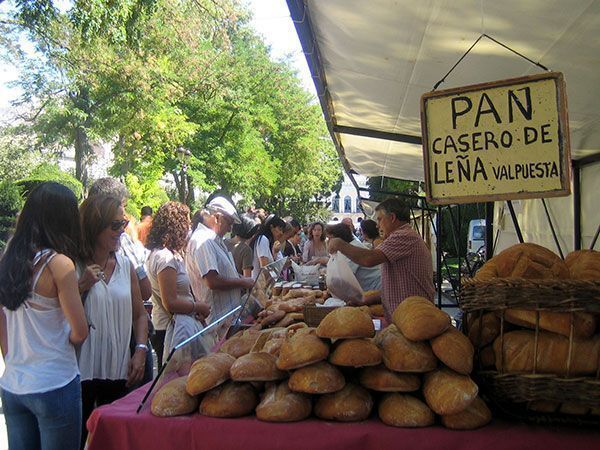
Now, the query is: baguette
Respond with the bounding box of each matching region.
[504,309,596,339]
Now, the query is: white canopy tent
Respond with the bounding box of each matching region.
[287,0,600,255]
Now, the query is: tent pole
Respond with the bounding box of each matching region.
[436,207,443,308]
[573,164,581,250]
[506,201,524,243]
[541,198,564,259]
[485,202,494,259]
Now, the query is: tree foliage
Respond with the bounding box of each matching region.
[2,0,342,217]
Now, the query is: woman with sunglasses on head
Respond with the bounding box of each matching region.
[302,221,329,266]
[146,202,210,367]
[77,195,148,448]
[0,182,88,450]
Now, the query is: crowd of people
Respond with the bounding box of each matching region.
[0,177,434,450]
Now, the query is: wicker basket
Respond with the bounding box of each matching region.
[303,305,339,327]
[460,277,600,426]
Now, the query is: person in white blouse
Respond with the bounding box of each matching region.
[77,195,148,448]
[0,182,88,450]
[249,214,287,279]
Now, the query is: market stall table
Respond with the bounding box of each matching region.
[87,384,600,450]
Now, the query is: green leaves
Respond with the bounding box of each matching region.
[3,0,342,218]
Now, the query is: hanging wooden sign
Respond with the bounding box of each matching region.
[421,72,571,205]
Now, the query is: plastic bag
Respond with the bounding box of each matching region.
[326,252,363,304]
[290,260,320,285]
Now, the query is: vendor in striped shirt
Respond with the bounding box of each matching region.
[327,198,435,322]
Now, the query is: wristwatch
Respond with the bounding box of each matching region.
[135,343,149,352]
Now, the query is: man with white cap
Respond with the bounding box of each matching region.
[185,196,254,324]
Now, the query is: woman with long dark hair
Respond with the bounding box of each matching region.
[146,202,210,366]
[302,221,328,265]
[249,214,286,279]
[0,182,88,450]
[360,219,383,249]
[78,194,148,447]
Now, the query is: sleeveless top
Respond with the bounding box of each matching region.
[77,252,132,381]
[0,249,80,394]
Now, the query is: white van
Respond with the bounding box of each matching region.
[467,219,486,254]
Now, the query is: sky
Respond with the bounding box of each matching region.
[0,0,316,116]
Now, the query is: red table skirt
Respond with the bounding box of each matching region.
[87,384,600,450]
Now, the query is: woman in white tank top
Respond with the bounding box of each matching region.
[0,182,88,450]
[77,194,148,448]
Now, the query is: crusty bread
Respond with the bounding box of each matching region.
[288,361,345,394]
[314,383,373,422]
[230,352,287,382]
[423,368,478,415]
[220,330,262,358]
[199,381,258,418]
[359,365,420,392]
[186,353,236,396]
[479,345,496,369]
[316,306,375,339]
[329,338,382,367]
[379,325,437,373]
[151,376,199,417]
[475,243,569,280]
[369,304,385,317]
[255,382,312,422]
[493,330,600,376]
[392,296,450,341]
[378,394,434,428]
[528,401,559,413]
[565,249,600,280]
[430,326,474,375]
[276,329,329,370]
[504,308,597,339]
[441,397,492,429]
[559,402,590,415]
[467,313,501,348]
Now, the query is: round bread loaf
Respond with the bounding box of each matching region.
[151,376,199,417]
[430,326,474,375]
[230,352,287,382]
[441,397,492,429]
[329,338,382,367]
[358,365,420,392]
[423,368,478,415]
[565,249,600,280]
[378,393,435,427]
[255,382,312,422]
[288,361,345,394]
[392,296,450,341]
[316,306,375,339]
[475,243,569,280]
[276,330,329,370]
[199,381,258,418]
[314,383,373,422]
[220,330,261,358]
[479,345,496,369]
[186,352,236,396]
[379,325,437,373]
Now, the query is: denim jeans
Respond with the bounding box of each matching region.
[1,375,81,450]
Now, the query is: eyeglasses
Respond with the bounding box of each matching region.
[110,219,129,231]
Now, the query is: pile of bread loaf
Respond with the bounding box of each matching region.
[468,244,600,415]
[151,298,491,429]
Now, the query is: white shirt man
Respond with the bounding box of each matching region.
[185,197,254,324]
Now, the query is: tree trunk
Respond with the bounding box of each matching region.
[74,126,91,188]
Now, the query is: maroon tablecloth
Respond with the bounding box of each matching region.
[87,384,600,450]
